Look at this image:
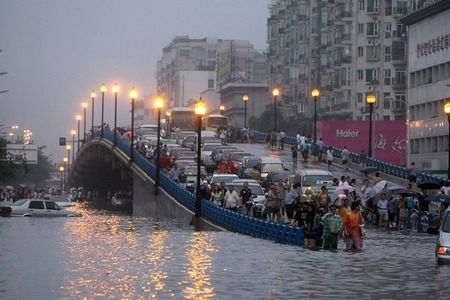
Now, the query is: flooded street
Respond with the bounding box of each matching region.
[0,204,448,299]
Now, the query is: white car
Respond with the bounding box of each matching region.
[210,174,239,185]
[2,199,81,217]
[299,169,334,193]
[44,195,74,208]
[257,156,285,179]
[227,180,267,217]
[436,208,450,264]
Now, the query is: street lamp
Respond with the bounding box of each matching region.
[166,111,172,136]
[272,88,280,131]
[112,83,120,146]
[100,84,107,138]
[366,93,377,158]
[154,96,164,196]
[63,157,68,189]
[242,94,249,128]
[311,88,320,142]
[82,102,87,142]
[194,98,206,221]
[445,101,450,179]
[71,129,76,162]
[66,145,71,175]
[219,105,225,115]
[90,90,96,138]
[129,87,138,162]
[76,115,81,152]
[59,166,64,190]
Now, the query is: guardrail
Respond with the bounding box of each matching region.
[91,131,304,246]
[253,132,443,184]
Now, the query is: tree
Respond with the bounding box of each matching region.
[0,137,16,181]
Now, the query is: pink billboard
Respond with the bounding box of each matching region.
[317,120,407,166]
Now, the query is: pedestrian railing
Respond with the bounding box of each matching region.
[89,131,304,246]
[254,132,443,184]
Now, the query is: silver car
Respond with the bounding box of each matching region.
[3,199,81,217]
[436,208,450,264]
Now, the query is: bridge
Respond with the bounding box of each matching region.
[68,131,442,247]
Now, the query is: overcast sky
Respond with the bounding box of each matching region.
[0,0,269,161]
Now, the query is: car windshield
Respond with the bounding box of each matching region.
[203,144,221,151]
[227,184,264,195]
[302,175,334,186]
[185,136,196,142]
[184,166,207,176]
[442,213,450,233]
[211,175,238,184]
[11,199,27,206]
[262,163,283,173]
[245,159,258,168]
[231,153,251,161]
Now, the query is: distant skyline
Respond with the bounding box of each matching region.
[0,0,269,160]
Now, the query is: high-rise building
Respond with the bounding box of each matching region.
[266,0,408,122]
[402,0,450,176]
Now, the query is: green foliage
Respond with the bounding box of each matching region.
[0,138,16,181]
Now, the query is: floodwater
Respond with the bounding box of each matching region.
[0,204,448,299]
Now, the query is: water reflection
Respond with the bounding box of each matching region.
[182,232,215,299]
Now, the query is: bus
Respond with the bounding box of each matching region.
[203,114,228,131]
[166,107,196,132]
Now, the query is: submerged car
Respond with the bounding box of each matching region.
[1,199,81,217]
[44,195,74,208]
[436,208,450,264]
[111,192,133,209]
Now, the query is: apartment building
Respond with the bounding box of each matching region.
[402,0,450,175]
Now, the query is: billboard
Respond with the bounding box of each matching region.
[5,144,38,164]
[317,120,407,165]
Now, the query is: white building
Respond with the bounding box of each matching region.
[402,0,450,176]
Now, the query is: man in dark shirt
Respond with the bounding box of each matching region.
[240,181,253,216]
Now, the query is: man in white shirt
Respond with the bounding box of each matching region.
[377,193,389,229]
[224,185,240,212]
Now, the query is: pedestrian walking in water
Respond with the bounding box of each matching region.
[303,203,317,249]
[326,147,334,170]
[291,146,298,169]
[322,204,343,250]
[344,202,365,251]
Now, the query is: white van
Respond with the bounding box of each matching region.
[257,156,285,179]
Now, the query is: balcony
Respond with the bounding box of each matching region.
[391,56,406,65]
[392,6,408,17]
[392,78,407,90]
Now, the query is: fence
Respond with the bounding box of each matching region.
[91,131,304,246]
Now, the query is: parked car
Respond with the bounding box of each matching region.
[227,152,253,174]
[437,208,450,264]
[299,169,334,193]
[227,180,267,217]
[181,135,196,149]
[111,192,133,209]
[238,156,259,179]
[1,199,81,217]
[257,156,285,179]
[212,146,238,162]
[44,195,74,208]
[210,173,239,185]
[184,165,208,193]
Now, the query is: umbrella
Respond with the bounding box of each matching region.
[425,193,450,204]
[395,189,419,197]
[418,182,441,190]
[360,166,378,174]
[333,184,355,195]
[374,180,387,194]
[5,185,14,190]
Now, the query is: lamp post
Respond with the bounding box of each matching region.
[272,88,280,131]
[90,90,96,138]
[76,115,81,152]
[129,87,138,162]
[154,96,164,195]
[59,166,64,191]
[366,93,377,158]
[63,157,68,190]
[311,88,320,142]
[66,145,71,175]
[194,99,206,220]
[219,105,225,115]
[166,111,172,136]
[112,83,120,146]
[100,84,106,138]
[445,102,450,179]
[242,94,249,128]
[71,129,76,162]
[82,102,87,142]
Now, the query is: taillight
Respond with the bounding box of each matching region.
[438,247,447,255]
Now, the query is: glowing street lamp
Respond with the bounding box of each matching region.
[242,94,249,128]
[82,102,87,142]
[445,101,450,179]
[129,87,138,162]
[366,93,377,158]
[311,88,320,142]
[63,157,68,189]
[100,84,107,138]
[112,83,120,146]
[154,96,164,195]
[219,104,225,115]
[59,165,64,190]
[76,115,81,152]
[71,129,76,162]
[90,90,96,138]
[66,145,71,174]
[194,98,206,222]
[272,88,280,131]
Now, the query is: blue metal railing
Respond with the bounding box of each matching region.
[90,131,304,246]
[253,132,443,184]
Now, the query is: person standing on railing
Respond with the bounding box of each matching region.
[408,162,419,189]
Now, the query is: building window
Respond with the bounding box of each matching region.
[384,23,391,38]
[384,115,391,120]
[366,45,379,60]
[367,0,379,13]
[179,49,190,57]
[358,46,364,57]
[395,93,406,108]
[383,92,391,109]
[365,69,378,83]
[384,69,391,85]
[356,116,363,120]
[358,23,365,34]
[392,41,405,61]
[357,93,363,103]
[395,70,406,85]
[208,79,214,89]
[366,22,378,36]
[384,46,391,62]
[358,0,365,11]
[357,70,364,80]
[207,49,216,59]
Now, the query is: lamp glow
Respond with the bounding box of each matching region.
[272,88,280,97]
[219,105,225,111]
[366,93,376,104]
[155,96,164,109]
[76,115,82,121]
[311,88,320,98]
[112,83,120,93]
[445,102,450,115]
[66,145,71,150]
[82,102,87,108]
[100,84,107,93]
[195,99,207,116]
[129,87,138,99]
[91,90,96,98]
[242,94,249,102]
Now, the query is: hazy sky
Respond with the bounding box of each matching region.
[0,0,269,161]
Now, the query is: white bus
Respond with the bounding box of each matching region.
[203,114,228,131]
[166,107,196,132]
